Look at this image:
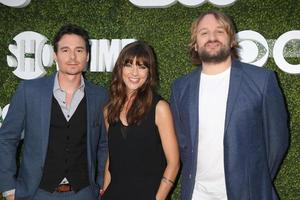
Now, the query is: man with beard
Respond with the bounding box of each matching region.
[170,11,289,200]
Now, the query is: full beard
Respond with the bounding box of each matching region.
[198,42,231,63]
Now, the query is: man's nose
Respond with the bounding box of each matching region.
[70,51,76,60]
[208,32,217,41]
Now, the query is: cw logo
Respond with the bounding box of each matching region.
[7,31,53,80]
[0,0,31,8]
[237,30,300,74]
[129,0,237,8]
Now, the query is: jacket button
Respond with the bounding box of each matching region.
[189,174,192,179]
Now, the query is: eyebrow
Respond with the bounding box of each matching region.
[198,26,225,31]
[59,46,86,50]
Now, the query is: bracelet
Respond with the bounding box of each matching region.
[100,189,105,196]
[161,176,175,186]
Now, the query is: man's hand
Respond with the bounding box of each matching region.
[5,194,15,200]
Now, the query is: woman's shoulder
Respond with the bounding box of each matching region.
[152,93,166,105]
[152,94,170,112]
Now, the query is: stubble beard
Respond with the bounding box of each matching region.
[198,41,231,64]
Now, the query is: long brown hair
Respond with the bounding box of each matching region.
[189,11,239,65]
[106,41,158,125]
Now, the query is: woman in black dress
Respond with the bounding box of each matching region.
[102,41,180,200]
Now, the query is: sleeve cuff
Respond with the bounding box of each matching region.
[2,189,15,197]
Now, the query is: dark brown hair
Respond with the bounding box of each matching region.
[53,24,90,54]
[189,11,239,65]
[106,41,158,125]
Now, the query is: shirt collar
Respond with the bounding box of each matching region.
[53,72,85,93]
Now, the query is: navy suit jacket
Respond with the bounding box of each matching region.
[170,60,289,200]
[0,73,108,200]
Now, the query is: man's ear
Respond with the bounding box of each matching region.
[53,53,59,70]
[230,40,235,48]
[86,53,89,62]
[53,52,57,63]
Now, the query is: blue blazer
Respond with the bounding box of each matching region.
[0,73,108,200]
[170,60,289,200]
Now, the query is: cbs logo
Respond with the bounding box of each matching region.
[237,30,300,74]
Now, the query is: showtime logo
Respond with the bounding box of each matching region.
[7,31,136,80]
[7,31,53,80]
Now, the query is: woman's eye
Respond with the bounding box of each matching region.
[139,64,147,69]
[125,63,132,67]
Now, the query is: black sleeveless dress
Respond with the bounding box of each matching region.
[102,95,167,200]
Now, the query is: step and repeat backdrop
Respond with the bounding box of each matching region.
[0,0,299,199]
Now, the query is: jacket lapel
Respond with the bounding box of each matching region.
[189,68,201,148]
[224,60,242,134]
[41,74,55,164]
[84,81,94,169]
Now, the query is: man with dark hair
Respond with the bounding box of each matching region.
[53,24,90,54]
[170,11,289,200]
[0,24,108,200]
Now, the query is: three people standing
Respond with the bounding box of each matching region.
[0,10,289,200]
